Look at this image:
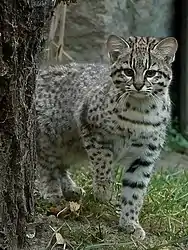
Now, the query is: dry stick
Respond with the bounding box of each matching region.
[55,43,74,61]
[48,3,61,61]
[62,50,74,61]
[46,224,66,250]
[57,2,74,62]
[57,2,66,61]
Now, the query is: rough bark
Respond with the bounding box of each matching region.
[0,0,54,249]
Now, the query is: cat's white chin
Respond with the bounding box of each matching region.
[130,91,149,99]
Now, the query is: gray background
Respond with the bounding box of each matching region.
[63,0,174,62]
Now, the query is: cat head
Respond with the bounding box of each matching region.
[106,35,178,99]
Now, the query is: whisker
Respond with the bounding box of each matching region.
[151,93,164,106]
[117,93,130,111]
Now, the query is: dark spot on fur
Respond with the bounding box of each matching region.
[128,200,133,206]
[148,143,157,151]
[122,197,127,205]
[122,179,146,189]
[126,102,131,108]
[151,104,156,109]
[143,172,151,178]
[132,143,143,148]
[132,194,138,200]
[127,158,152,173]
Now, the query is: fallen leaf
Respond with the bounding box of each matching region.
[49,206,61,216]
[69,201,81,212]
[55,232,65,245]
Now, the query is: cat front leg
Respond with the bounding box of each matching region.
[81,129,114,202]
[119,140,162,239]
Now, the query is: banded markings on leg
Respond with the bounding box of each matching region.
[119,135,162,239]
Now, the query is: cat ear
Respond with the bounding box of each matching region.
[106,35,130,63]
[154,37,178,63]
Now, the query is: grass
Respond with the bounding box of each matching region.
[166,121,188,153]
[36,167,188,250]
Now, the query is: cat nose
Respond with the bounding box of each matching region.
[133,83,144,91]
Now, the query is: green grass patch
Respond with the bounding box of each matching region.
[36,168,188,250]
[142,170,188,239]
[166,120,188,153]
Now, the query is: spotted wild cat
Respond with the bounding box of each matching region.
[35,35,178,239]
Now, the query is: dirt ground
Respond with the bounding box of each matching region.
[157,150,188,170]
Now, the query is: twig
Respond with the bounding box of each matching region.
[57,2,67,61]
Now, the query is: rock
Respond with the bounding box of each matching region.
[52,0,175,63]
[64,0,106,62]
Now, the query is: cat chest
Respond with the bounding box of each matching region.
[101,112,165,162]
[102,110,165,135]
[102,133,136,165]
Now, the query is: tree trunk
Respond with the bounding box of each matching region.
[0,0,54,249]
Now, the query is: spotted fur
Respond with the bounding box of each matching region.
[35,35,178,239]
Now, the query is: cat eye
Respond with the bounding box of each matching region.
[145,70,157,78]
[124,68,134,77]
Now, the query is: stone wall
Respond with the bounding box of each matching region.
[64,0,106,63]
[62,0,175,62]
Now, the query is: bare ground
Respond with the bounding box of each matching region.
[157,150,188,170]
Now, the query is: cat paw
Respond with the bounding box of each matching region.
[93,183,113,203]
[35,179,63,204]
[63,186,85,201]
[119,220,146,240]
[43,191,63,204]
